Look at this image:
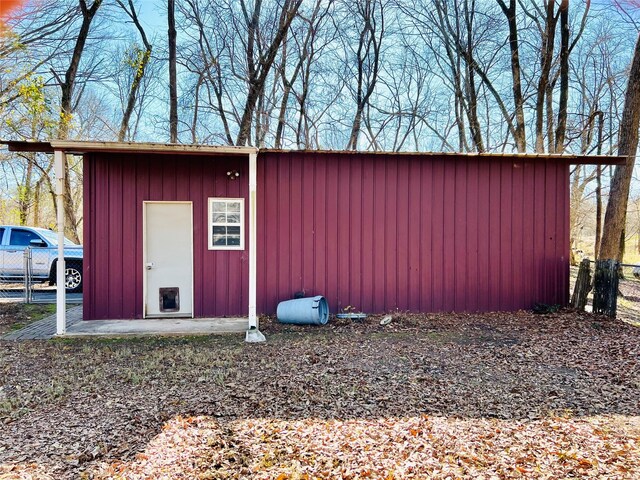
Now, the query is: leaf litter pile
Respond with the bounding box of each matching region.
[0,311,638,479]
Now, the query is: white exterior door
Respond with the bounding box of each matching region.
[144,202,193,318]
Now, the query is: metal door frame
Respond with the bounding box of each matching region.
[142,201,194,318]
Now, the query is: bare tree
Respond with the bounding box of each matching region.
[273,0,332,148]
[345,0,385,150]
[168,0,178,143]
[600,33,640,260]
[235,0,303,146]
[54,0,103,243]
[116,0,152,142]
[497,0,526,152]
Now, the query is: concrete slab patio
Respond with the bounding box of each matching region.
[2,305,249,340]
[65,316,249,337]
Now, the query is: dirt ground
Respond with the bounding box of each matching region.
[0,310,638,479]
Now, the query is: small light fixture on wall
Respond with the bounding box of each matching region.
[227,170,240,180]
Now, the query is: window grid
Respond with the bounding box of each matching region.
[208,198,244,250]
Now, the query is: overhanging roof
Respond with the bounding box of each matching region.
[263,148,626,165]
[1,140,257,156]
[0,140,626,165]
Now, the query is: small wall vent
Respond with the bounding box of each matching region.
[159,287,180,312]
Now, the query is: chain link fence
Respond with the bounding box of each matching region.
[0,247,59,303]
[570,260,640,324]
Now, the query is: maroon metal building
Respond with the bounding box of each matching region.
[3,141,618,322]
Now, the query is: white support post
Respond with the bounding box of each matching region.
[54,150,66,336]
[245,151,264,342]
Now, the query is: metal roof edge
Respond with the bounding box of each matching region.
[0,140,625,165]
[1,140,257,155]
[260,149,626,165]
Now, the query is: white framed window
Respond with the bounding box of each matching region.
[208,198,244,250]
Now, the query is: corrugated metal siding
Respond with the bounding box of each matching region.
[84,153,248,320]
[84,150,569,320]
[257,151,569,314]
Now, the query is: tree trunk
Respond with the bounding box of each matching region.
[57,0,102,244]
[595,164,602,258]
[534,1,557,153]
[497,0,526,152]
[595,111,604,259]
[168,0,178,143]
[570,258,591,311]
[599,33,640,259]
[117,0,152,142]
[33,179,41,226]
[463,0,484,153]
[18,153,34,226]
[554,0,569,153]
[236,0,303,146]
[346,0,384,151]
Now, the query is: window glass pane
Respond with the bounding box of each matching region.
[212,212,227,223]
[9,229,40,246]
[209,198,243,249]
[37,229,77,246]
[226,214,240,224]
[212,202,226,213]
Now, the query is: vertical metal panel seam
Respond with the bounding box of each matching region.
[453,160,458,309]
[564,164,570,303]
[288,153,292,296]
[347,155,351,307]
[119,160,124,318]
[519,162,524,308]
[543,161,548,302]
[276,153,281,302]
[405,159,411,309]
[396,157,400,310]
[313,153,317,295]
[464,159,469,311]
[405,158,410,309]
[372,160,377,311]
[472,157,478,311]
[384,159,389,310]
[510,161,514,310]
[105,157,110,316]
[324,153,328,302]
[360,155,364,310]
[430,159,435,310]
[418,159,423,311]
[498,162,503,310]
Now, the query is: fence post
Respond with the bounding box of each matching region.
[592,259,619,317]
[570,258,592,310]
[23,247,32,304]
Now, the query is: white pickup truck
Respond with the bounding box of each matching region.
[0,225,83,292]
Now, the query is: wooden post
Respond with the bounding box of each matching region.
[592,259,619,317]
[570,258,591,311]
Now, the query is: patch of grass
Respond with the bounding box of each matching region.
[21,303,56,319]
[0,302,56,334]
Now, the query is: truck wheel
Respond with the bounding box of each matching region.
[64,262,83,293]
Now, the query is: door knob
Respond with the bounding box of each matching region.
[145,262,154,270]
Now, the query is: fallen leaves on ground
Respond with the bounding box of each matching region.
[0,310,638,478]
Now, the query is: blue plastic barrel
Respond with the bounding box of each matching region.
[276,295,329,325]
